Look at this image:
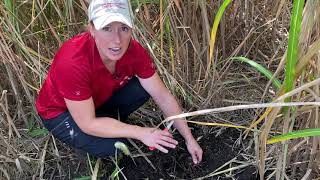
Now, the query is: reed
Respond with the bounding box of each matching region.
[257,0,320,179]
[0,0,320,179]
[206,0,232,78]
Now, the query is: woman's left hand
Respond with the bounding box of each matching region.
[186,137,203,165]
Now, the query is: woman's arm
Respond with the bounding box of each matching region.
[138,73,203,164]
[138,74,193,140]
[65,97,177,153]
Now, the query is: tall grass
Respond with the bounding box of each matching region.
[279,0,304,179]
[257,0,320,179]
[0,0,320,179]
[206,0,232,78]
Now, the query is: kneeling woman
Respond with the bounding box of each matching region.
[36,0,202,165]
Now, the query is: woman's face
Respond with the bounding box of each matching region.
[90,21,132,63]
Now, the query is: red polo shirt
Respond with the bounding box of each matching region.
[36,32,155,119]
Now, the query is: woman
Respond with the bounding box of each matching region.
[36,0,202,165]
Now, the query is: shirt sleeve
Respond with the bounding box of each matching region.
[133,41,156,79]
[52,57,92,101]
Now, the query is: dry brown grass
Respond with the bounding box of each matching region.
[1,0,320,179]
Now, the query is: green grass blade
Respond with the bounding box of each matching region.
[207,0,232,70]
[278,2,305,178]
[72,176,91,180]
[28,128,49,138]
[230,57,282,90]
[4,0,14,21]
[267,128,320,144]
[284,0,305,97]
[4,0,19,31]
[111,168,121,180]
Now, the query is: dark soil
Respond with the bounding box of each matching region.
[59,126,259,180]
[115,127,259,180]
[43,116,259,180]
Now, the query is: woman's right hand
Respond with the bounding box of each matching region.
[139,127,178,153]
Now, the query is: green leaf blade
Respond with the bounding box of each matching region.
[230,57,282,90]
[267,128,320,144]
[284,0,305,97]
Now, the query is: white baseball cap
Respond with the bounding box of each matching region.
[88,0,133,30]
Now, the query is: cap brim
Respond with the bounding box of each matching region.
[93,13,133,30]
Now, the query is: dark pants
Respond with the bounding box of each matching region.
[41,77,150,157]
